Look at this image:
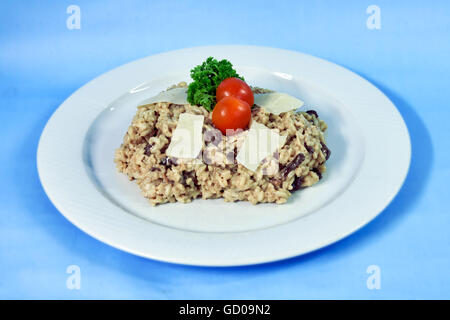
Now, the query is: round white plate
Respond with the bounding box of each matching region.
[37,45,410,266]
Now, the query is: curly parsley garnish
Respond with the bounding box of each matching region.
[187,57,244,111]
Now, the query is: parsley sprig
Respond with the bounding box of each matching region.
[187,57,244,111]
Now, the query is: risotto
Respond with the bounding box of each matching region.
[114,82,330,205]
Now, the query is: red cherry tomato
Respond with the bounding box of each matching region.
[216,78,254,107]
[212,96,251,134]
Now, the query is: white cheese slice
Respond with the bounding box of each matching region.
[166,113,204,159]
[254,92,304,115]
[138,87,188,106]
[236,122,287,172]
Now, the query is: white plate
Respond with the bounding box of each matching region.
[37,45,410,266]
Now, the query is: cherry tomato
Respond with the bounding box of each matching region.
[212,96,251,134]
[216,78,254,107]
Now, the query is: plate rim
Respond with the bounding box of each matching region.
[37,45,411,266]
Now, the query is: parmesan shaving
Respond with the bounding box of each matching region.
[166,113,204,159]
[236,122,287,172]
[138,87,188,106]
[254,92,304,115]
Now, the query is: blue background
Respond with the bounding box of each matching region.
[1,0,449,299]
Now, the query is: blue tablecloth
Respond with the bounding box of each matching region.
[1,0,448,299]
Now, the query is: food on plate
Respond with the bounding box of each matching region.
[115,57,330,205]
